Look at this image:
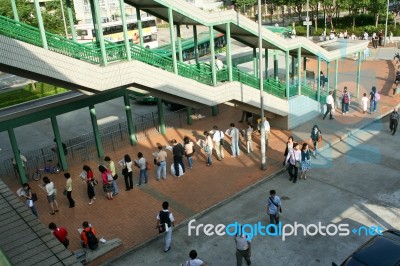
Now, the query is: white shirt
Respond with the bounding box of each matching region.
[215,59,223,70]
[227,127,240,141]
[184,258,204,266]
[119,159,133,172]
[136,157,146,170]
[212,130,224,142]
[361,97,369,109]
[263,121,270,132]
[12,155,27,166]
[45,181,55,196]
[326,94,334,108]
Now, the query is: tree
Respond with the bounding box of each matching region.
[366,0,387,27]
[345,0,365,30]
[290,0,303,22]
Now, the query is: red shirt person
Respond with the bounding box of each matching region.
[49,222,69,248]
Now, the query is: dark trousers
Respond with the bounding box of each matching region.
[390,120,398,135]
[342,102,349,113]
[173,155,185,176]
[236,248,251,266]
[323,104,333,119]
[87,184,95,200]
[373,39,378,48]
[288,163,299,183]
[67,191,75,207]
[124,172,133,189]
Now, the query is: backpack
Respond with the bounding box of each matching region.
[374,92,380,101]
[158,211,171,233]
[342,93,349,103]
[106,171,113,182]
[85,228,98,250]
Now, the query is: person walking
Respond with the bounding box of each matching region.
[183,136,195,168]
[390,108,399,136]
[171,139,185,176]
[135,152,148,186]
[340,87,351,114]
[20,183,38,217]
[226,123,241,157]
[64,172,75,208]
[49,222,69,248]
[156,201,175,253]
[99,165,113,200]
[361,93,369,114]
[300,143,311,180]
[201,131,214,166]
[104,156,118,196]
[42,176,59,215]
[155,145,167,180]
[212,126,225,160]
[369,86,378,113]
[267,190,281,230]
[320,71,326,90]
[286,142,301,183]
[310,125,322,157]
[119,154,133,191]
[181,250,206,266]
[323,91,335,120]
[235,232,252,266]
[82,165,96,205]
[244,123,254,154]
[282,136,294,167]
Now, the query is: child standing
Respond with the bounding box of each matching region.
[361,92,369,114]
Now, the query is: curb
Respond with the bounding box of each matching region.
[101,103,400,265]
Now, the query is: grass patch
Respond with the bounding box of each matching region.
[0,82,69,109]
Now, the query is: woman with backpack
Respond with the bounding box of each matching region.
[310,125,322,158]
[99,165,113,200]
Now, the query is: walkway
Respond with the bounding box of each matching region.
[1,51,399,265]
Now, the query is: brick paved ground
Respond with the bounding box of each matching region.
[2,55,400,265]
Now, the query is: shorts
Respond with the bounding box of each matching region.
[47,193,56,203]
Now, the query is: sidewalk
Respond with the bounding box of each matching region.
[2,49,400,265]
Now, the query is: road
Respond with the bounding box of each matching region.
[107,116,400,266]
[0,72,30,90]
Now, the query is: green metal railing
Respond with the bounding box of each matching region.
[0,15,326,103]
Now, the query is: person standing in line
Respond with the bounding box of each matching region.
[340,87,351,114]
[257,116,270,151]
[104,156,118,196]
[300,143,311,180]
[155,145,167,180]
[282,136,294,167]
[226,123,241,157]
[369,86,378,113]
[99,165,113,200]
[156,201,175,253]
[42,176,59,215]
[267,189,281,231]
[64,172,75,208]
[361,93,369,114]
[235,232,251,266]
[323,91,335,120]
[245,123,254,154]
[135,152,148,186]
[119,154,133,191]
[310,125,322,158]
[171,139,185,176]
[49,222,69,248]
[21,183,38,217]
[183,136,195,168]
[201,131,213,166]
[286,142,301,183]
[389,107,399,136]
[378,30,384,46]
[82,165,96,204]
[212,125,225,160]
[182,250,206,266]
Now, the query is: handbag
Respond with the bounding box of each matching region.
[317,134,323,142]
[295,161,301,168]
[146,161,151,170]
[122,167,128,176]
[90,179,98,187]
[158,224,166,234]
[63,189,68,196]
[113,174,118,180]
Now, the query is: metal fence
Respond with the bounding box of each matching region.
[0,106,196,181]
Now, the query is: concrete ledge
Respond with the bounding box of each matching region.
[74,238,122,264]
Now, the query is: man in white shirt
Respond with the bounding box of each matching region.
[235,231,252,266]
[258,116,271,151]
[226,123,240,157]
[182,250,206,266]
[156,201,175,252]
[323,91,335,120]
[215,56,223,70]
[212,125,225,160]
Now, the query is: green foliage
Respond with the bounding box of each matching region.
[0,83,69,109]
[234,0,257,9]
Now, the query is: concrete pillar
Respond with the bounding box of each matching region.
[136,9,144,47]
[123,94,136,145]
[186,107,192,125]
[334,59,339,100]
[274,53,278,79]
[211,105,218,116]
[90,0,107,65]
[177,25,183,62]
[209,26,217,86]
[157,98,166,134]
[11,0,19,21]
[51,116,68,171]
[66,0,77,41]
[326,61,331,91]
[265,48,268,79]
[317,57,321,102]
[89,105,104,157]
[303,56,307,84]
[253,48,257,77]
[226,23,233,82]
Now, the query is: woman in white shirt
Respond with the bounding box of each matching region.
[119,154,133,191]
[285,142,301,183]
[43,176,59,215]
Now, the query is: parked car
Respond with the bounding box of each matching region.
[333,229,400,266]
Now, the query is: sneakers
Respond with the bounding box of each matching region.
[164,247,171,253]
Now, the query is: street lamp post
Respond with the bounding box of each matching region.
[59,0,68,38]
[257,0,266,170]
[384,0,389,46]
[306,0,309,39]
